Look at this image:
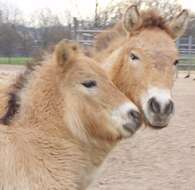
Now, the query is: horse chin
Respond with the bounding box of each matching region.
[144,117,168,129]
[148,123,168,129]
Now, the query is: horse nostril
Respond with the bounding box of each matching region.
[128,110,142,126]
[164,100,174,115]
[149,97,161,114]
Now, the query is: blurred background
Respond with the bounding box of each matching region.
[0,0,194,72]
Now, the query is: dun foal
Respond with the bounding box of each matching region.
[0,40,141,190]
[94,5,189,128]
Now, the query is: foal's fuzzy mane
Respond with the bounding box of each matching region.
[95,9,174,52]
[0,41,80,125]
[0,58,45,125]
[139,10,173,36]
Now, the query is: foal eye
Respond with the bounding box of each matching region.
[81,80,97,88]
[174,60,179,66]
[129,53,139,61]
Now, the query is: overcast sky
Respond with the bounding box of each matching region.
[1,0,195,20]
[0,0,111,19]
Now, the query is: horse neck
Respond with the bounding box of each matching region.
[14,62,65,133]
[4,62,118,188]
[0,124,116,189]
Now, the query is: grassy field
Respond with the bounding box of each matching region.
[0,57,31,65]
[179,57,195,70]
[180,59,195,64]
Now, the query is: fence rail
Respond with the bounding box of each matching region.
[76,29,195,52]
[179,48,195,53]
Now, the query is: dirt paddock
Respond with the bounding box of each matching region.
[90,74,195,190]
[0,65,194,190]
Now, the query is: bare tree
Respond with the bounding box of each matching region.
[0,1,23,25]
[94,0,100,27]
[0,2,23,57]
[18,26,34,56]
[185,13,195,36]
[0,23,20,57]
[97,0,183,27]
[31,9,71,49]
[0,1,75,57]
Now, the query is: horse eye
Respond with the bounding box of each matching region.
[174,60,179,66]
[129,53,139,61]
[82,80,97,88]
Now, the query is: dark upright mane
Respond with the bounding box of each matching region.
[95,9,175,52]
[0,60,43,125]
[137,10,174,37]
[0,92,20,125]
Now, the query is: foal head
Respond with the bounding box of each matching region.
[54,40,142,142]
[105,6,189,129]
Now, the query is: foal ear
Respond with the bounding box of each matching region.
[54,39,79,66]
[168,10,189,39]
[123,5,142,32]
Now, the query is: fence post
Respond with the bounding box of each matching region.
[188,36,192,55]
[73,17,78,41]
[176,65,178,78]
[188,36,192,76]
[68,23,72,39]
[176,38,179,48]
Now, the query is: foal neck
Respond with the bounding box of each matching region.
[1,61,120,189]
[14,62,64,131]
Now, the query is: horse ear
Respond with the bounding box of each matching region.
[168,10,189,39]
[54,40,79,66]
[123,5,142,32]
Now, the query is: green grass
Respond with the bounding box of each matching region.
[0,56,194,65]
[180,54,195,64]
[180,59,195,65]
[0,57,31,65]
[178,57,195,70]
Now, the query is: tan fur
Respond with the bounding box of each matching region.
[0,40,138,190]
[93,6,188,112]
[0,7,188,127]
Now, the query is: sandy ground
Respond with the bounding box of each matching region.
[0,64,25,84]
[0,65,194,190]
[89,75,195,190]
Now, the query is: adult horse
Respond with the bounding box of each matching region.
[93,5,189,128]
[0,40,142,190]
